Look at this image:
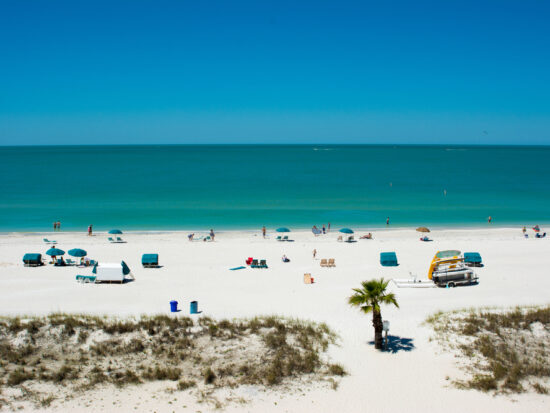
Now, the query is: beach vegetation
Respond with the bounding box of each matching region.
[0,313,343,409]
[427,305,550,394]
[348,278,399,350]
[177,379,196,390]
[7,368,34,386]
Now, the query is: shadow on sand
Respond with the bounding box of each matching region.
[368,335,416,353]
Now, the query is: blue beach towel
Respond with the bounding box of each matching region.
[230,266,246,271]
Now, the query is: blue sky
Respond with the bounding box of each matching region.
[0,0,549,145]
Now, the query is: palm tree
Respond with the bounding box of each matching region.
[348,278,399,350]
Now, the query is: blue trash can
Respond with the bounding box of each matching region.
[170,300,178,312]
[190,300,198,314]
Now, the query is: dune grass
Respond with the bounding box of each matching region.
[0,313,344,409]
[426,306,550,394]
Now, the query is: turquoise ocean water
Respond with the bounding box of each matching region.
[1,145,549,232]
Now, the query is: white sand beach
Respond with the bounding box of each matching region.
[0,227,549,412]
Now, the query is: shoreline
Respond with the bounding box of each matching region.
[0,223,540,236]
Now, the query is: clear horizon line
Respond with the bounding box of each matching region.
[2,142,550,148]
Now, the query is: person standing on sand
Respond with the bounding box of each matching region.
[522,226,526,235]
[210,229,215,241]
[262,226,266,238]
[322,225,326,234]
[313,249,317,259]
[88,225,92,236]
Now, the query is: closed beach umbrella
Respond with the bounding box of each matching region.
[109,229,123,234]
[416,227,430,233]
[276,227,291,233]
[68,248,87,257]
[46,248,65,256]
[339,228,354,234]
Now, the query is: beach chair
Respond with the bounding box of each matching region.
[346,236,354,242]
[304,273,314,284]
[380,252,399,267]
[464,252,482,267]
[259,259,268,268]
[251,259,259,268]
[337,236,343,242]
[108,237,115,243]
[65,258,76,266]
[276,236,282,241]
[283,236,289,241]
[320,259,328,267]
[142,254,159,268]
[328,258,336,267]
[43,238,56,244]
[116,237,124,243]
[23,253,43,267]
[76,275,97,283]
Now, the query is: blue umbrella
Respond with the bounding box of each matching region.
[339,228,354,234]
[276,227,291,233]
[46,248,65,256]
[68,248,87,257]
[109,229,123,234]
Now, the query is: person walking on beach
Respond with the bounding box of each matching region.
[522,226,527,235]
[88,225,92,236]
[313,249,317,259]
[386,217,390,226]
[262,226,266,238]
[210,229,215,241]
[322,225,326,234]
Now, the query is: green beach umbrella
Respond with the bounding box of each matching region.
[109,229,123,234]
[339,228,354,234]
[68,248,87,257]
[276,227,291,233]
[46,248,65,256]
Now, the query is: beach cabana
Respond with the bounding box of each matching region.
[380,252,399,267]
[91,261,133,283]
[23,253,43,267]
[464,252,482,267]
[142,254,159,268]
